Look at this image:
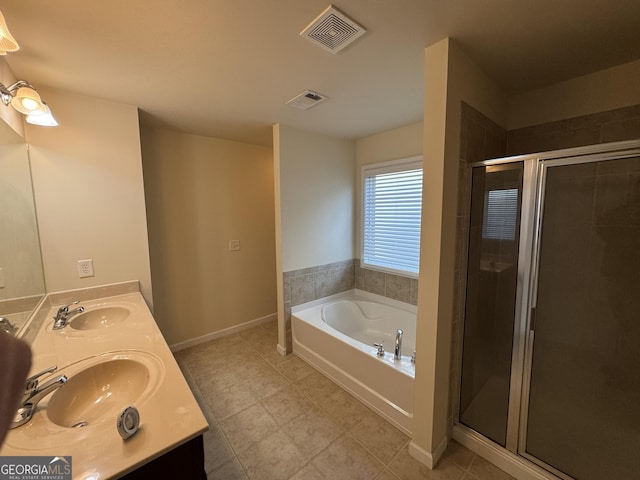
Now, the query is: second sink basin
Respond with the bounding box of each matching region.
[46,352,163,429]
[68,306,130,330]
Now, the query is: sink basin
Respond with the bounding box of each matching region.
[68,306,130,330]
[46,355,160,428]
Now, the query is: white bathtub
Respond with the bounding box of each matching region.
[291,289,416,435]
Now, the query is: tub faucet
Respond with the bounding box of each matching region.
[53,301,84,330]
[11,365,67,429]
[394,329,403,360]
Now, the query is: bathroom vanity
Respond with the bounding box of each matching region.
[0,280,208,479]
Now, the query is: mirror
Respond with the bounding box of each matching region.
[0,119,45,335]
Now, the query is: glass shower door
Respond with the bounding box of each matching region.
[459,162,524,447]
[523,155,640,479]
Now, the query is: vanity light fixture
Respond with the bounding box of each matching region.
[0,13,56,126]
[0,80,58,126]
[0,11,19,55]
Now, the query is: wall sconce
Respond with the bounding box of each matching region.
[0,80,58,126]
[0,12,19,55]
[0,12,56,126]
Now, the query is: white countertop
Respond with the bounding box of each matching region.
[0,282,208,479]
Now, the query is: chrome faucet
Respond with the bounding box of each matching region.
[11,365,67,429]
[394,329,403,360]
[53,301,84,330]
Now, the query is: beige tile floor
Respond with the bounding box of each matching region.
[174,319,515,480]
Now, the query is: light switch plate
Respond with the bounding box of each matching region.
[228,240,240,251]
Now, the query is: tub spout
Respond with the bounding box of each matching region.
[394,329,403,360]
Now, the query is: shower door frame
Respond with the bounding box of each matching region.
[454,139,640,480]
[517,141,640,479]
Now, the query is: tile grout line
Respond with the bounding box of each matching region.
[199,337,333,480]
[184,326,424,480]
[287,360,410,476]
[260,358,381,479]
[189,351,257,479]
[182,339,268,478]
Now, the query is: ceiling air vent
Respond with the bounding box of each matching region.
[301,5,366,54]
[285,90,329,110]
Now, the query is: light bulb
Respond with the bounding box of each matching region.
[20,97,39,112]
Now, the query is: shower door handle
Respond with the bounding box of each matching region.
[529,306,537,332]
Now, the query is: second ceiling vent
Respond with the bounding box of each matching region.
[300,5,366,54]
[285,90,329,110]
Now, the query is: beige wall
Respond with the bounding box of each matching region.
[355,122,423,166]
[273,123,355,352]
[507,59,640,129]
[26,88,153,304]
[275,124,355,272]
[141,126,276,346]
[412,38,507,464]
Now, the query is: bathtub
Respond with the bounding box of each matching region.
[291,289,416,435]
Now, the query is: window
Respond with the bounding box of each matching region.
[482,188,518,240]
[361,156,423,277]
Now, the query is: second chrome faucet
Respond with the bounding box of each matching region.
[52,301,84,330]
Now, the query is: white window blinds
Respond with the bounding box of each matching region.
[482,188,519,240]
[362,157,423,277]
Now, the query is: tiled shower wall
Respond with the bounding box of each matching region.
[282,259,419,352]
[450,102,640,430]
[450,103,508,428]
[506,104,640,156]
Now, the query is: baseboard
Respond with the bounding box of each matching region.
[452,424,559,480]
[169,312,277,352]
[408,436,447,469]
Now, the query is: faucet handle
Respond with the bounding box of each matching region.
[373,342,385,357]
[57,300,80,314]
[24,365,58,391]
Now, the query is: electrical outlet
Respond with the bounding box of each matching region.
[77,259,94,278]
[228,240,240,251]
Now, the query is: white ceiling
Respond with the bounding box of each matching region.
[2,1,639,146]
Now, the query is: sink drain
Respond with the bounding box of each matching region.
[72,421,88,428]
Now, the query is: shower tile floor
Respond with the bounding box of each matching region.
[174,319,515,480]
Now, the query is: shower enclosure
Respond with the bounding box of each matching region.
[456,140,640,480]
